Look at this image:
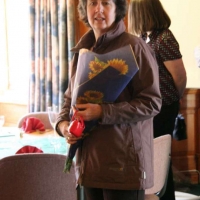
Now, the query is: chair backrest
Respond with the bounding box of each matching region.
[0,153,77,200]
[145,134,171,197]
[17,112,52,129]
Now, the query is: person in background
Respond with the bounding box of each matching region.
[128,0,187,199]
[56,0,161,200]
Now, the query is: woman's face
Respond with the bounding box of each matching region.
[87,0,116,39]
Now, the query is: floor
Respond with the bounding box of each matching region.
[174,172,200,199]
[175,182,200,196]
[173,169,200,199]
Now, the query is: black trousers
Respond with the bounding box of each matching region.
[84,187,144,200]
[153,101,179,200]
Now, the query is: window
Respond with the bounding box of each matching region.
[0,0,30,104]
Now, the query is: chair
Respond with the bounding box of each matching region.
[0,153,77,200]
[145,134,171,200]
[17,111,52,129]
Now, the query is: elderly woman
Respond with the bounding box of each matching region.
[56,0,161,200]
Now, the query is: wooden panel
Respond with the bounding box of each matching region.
[172,113,196,155]
[197,108,200,172]
[197,154,200,172]
[171,89,200,184]
[197,109,200,151]
[172,155,197,171]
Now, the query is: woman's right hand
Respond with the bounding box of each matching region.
[58,121,82,144]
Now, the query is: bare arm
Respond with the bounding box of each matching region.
[164,58,187,98]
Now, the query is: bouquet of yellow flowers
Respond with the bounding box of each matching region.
[64,45,139,173]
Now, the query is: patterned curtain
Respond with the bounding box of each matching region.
[29,0,75,112]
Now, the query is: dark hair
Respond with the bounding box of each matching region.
[78,0,128,27]
[128,0,171,35]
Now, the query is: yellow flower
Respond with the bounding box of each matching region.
[88,57,108,79]
[84,90,104,103]
[88,72,97,79]
[107,59,128,75]
[76,97,89,104]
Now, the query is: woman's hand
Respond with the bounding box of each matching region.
[58,103,102,144]
[58,120,82,144]
[72,103,103,121]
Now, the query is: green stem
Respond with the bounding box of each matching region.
[63,157,72,173]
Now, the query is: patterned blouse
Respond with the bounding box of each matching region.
[142,29,182,105]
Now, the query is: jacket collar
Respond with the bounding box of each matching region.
[71,20,126,53]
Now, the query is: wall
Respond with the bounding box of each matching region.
[160,0,200,88]
[0,103,27,126]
